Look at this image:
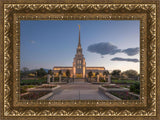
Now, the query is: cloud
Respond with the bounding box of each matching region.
[111,57,139,63]
[101,55,104,58]
[122,47,139,56]
[30,40,36,44]
[87,42,121,55]
[87,42,139,57]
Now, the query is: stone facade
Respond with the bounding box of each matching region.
[53,25,106,78]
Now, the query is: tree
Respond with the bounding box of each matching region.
[103,70,109,76]
[88,71,93,80]
[36,68,47,77]
[58,70,63,82]
[121,72,128,79]
[123,70,138,79]
[48,69,53,75]
[111,70,121,79]
[22,67,29,72]
[21,67,29,78]
[58,70,62,76]
[103,70,109,81]
[95,72,99,77]
[66,70,71,78]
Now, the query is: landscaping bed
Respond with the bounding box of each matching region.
[21,91,51,100]
[36,84,56,88]
[109,91,139,100]
[20,85,37,94]
[102,84,120,88]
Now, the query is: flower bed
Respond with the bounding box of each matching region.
[109,91,139,100]
[36,84,56,88]
[21,91,51,100]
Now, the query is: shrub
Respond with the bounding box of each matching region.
[130,82,140,94]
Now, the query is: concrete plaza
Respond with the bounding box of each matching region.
[48,82,111,100]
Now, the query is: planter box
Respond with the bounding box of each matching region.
[91,82,106,85]
[105,92,121,100]
[38,86,62,100]
[99,86,129,93]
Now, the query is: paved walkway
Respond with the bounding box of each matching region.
[48,82,111,100]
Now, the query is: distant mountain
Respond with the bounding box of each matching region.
[43,69,50,72]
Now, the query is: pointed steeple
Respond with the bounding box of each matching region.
[78,25,81,48]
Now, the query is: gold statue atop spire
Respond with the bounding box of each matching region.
[78,25,80,30]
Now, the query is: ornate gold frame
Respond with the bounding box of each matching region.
[0,0,160,120]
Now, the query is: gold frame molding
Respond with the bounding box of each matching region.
[0,0,160,120]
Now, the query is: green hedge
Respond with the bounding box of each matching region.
[20,79,47,85]
[130,82,140,94]
[111,79,138,84]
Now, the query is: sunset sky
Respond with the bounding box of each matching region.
[20,20,140,73]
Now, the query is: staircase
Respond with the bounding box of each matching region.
[74,78,86,83]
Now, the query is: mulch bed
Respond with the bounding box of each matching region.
[21,91,51,100]
[36,85,56,88]
[109,91,139,100]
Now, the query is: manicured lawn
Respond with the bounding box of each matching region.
[21,91,50,100]
[111,79,139,84]
[109,91,139,100]
[20,79,47,85]
[130,82,140,94]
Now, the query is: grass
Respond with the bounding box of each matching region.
[20,79,47,85]
[111,79,139,84]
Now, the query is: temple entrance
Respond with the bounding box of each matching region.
[76,73,83,78]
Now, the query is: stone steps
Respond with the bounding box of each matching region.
[74,79,85,83]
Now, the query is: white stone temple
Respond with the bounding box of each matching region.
[53,25,106,78]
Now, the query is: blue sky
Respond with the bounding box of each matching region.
[20,20,140,72]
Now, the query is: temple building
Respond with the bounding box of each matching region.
[53,25,106,78]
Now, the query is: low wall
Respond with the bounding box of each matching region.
[91,82,106,85]
[105,92,121,100]
[38,86,62,100]
[49,82,67,85]
[99,86,139,100]
[99,86,129,92]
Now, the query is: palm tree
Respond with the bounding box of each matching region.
[88,71,93,80]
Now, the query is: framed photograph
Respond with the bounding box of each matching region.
[0,0,160,120]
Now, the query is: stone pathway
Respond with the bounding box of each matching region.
[48,82,111,100]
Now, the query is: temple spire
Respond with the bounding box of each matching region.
[78,25,81,48]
